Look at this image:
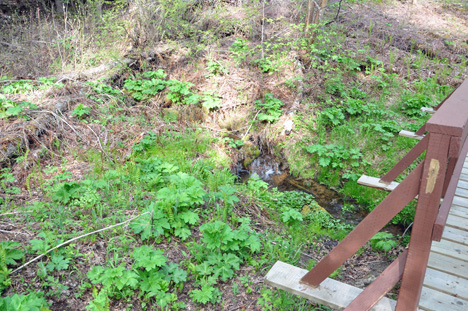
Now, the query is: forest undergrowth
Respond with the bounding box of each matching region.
[1,0,467,310]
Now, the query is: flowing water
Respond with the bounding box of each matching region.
[234,152,405,235]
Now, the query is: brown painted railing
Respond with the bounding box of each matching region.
[299,78,468,310]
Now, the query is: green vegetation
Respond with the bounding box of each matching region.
[0,0,467,309]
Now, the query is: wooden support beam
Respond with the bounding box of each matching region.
[264,261,396,311]
[380,135,428,184]
[358,175,399,191]
[300,163,423,287]
[344,250,407,311]
[396,133,451,310]
[433,135,468,241]
[399,130,424,140]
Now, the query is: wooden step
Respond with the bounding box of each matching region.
[357,175,399,191]
[264,261,396,311]
[421,107,435,114]
[399,130,425,140]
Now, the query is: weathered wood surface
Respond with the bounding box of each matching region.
[430,239,468,261]
[419,286,467,311]
[399,130,425,140]
[421,159,468,310]
[421,107,436,114]
[265,261,397,311]
[357,175,399,191]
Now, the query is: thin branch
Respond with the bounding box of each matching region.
[11,212,150,275]
[0,229,30,236]
[261,0,265,59]
[0,211,32,217]
[325,0,344,26]
[30,110,83,140]
[242,109,263,140]
[85,124,111,160]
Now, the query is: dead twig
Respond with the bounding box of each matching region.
[0,211,32,217]
[0,229,30,236]
[29,110,83,141]
[85,124,112,160]
[11,211,150,275]
[242,109,263,140]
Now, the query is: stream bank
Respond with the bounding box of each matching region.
[233,141,405,235]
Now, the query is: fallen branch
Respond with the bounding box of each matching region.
[0,211,31,217]
[11,211,150,275]
[0,229,30,236]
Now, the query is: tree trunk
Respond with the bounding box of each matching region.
[305,0,328,43]
[55,0,64,14]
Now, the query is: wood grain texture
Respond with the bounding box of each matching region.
[427,252,468,279]
[397,133,451,311]
[301,163,423,287]
[344,250,407,311]
[358,175,399,191]
[419,286,467,311]
[399,130,424,140]
[265,261,396,311]
[430,239,468,262]
[423,268,468,300]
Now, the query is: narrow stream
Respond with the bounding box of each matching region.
[234,153,405,235]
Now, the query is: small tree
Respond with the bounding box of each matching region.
[304,0,328,43]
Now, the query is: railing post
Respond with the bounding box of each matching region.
[300,163,423,286]
[396,132,451,310]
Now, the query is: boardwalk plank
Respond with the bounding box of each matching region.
[431,239,468,262]
[452,195,468,207]
[454,188,468,199]
[427,252,468,279]
[419,286,468,311]
[423,268,468,300]
[457,179,468,190]
[446,214,468,231]
[441,226,468,246]
[460,173,468,182]
[450,205,468,219]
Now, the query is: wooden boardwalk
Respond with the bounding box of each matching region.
[419,158,468,311]
[265,156,468,310]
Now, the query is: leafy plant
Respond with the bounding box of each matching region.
[0,168,21,208]
[202,90,222,110]
[0,96,37,119]
[87,246,186,309]
[320,107,345,126]
[401,93,435,117]
[166,80,197,105]
[72,104,91,119]
[254,57,277,73]
[0,293,50,311]
[124,70,167,101]
[255,93,284,123]
[0,241,25,294]
[305,144,366,170]
[130,172,206,241]
[205,61,228,77]
[230,38,250,63]
[370,231,397,252]
[188,219,260,304]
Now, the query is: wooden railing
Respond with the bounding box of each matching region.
[299,78,468,310]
